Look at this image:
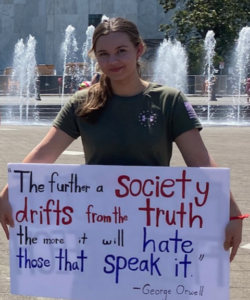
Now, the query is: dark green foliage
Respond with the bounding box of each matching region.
[159,0,250,73]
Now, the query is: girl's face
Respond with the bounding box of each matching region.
[95,32,143,83]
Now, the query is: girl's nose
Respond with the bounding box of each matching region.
[108,54,118,65]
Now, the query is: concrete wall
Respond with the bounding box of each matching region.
[0,0,171,74]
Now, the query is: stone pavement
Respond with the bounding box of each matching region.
[0,124,250,300]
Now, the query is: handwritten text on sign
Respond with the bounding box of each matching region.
[8,164,230,300]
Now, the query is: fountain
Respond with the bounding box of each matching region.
[6,35,38,124]
[61,25,78,106]
[234,27,250,121]
[25,36,38,119]
[10,39,26,120]
[194,29,250,126]
[152,39,188,93]
[2,24,250,126]
[82,25,95,79]
[204,30,217,123]
[101,15,109,22]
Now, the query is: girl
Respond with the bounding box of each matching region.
[0,18,245,263]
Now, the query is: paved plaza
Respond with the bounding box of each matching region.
[0,121,250,299]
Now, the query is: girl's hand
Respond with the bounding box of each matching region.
[0,198,14,240]
[224,219,243,262]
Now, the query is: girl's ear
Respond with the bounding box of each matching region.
[136,43,144,59]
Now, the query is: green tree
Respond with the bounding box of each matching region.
[159,0,250,74]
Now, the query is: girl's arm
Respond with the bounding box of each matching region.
[174,128,242,262]
[0,126,75,239]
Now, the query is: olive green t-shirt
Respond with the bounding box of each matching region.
[53,83,202,166]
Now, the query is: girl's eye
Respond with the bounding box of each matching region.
[118,49,126,53]
[99,53,108,56]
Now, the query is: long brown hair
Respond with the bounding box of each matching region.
[76,17,146,122]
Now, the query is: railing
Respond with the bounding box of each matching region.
[0,75,244,96]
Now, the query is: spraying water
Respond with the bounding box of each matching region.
[25,36,38,119]
[153,39,188,93]
[11,39,25,120]
[101,15,109,22]
[235,27,250,121]
[11,35,38,121]
[82,25,95,79]
[204,30,216,122]
[61,25,78,106]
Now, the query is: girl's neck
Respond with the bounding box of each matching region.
[111,74,149,97]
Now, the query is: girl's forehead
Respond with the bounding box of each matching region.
[95,32,131,49]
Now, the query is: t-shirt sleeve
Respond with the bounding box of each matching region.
[53,94,81,139]
[171,91,202,141]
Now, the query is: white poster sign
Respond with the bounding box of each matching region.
[8,164,230,300]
